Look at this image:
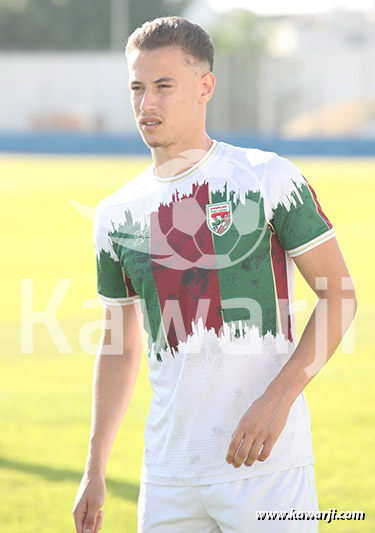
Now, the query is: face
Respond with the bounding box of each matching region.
[127,46,214,149]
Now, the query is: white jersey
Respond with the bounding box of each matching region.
[94,140,335,485]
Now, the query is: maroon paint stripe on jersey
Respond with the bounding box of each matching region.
[150,182,224,354]
[270,232,293,342]
[303,176,333,229]
[122,269,137,298]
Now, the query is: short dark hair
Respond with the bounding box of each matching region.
[125,16,214,72]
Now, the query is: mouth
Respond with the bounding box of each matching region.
[140,117,162,131]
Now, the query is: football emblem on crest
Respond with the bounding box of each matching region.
[206,202,232,236]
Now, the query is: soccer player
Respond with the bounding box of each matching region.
[72,16,357,533]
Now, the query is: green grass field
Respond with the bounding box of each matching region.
[0,154,374,532]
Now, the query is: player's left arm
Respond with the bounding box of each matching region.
[226,236,357,468]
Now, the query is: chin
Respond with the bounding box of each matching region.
[142,136,168,149]
[148,142,166,149]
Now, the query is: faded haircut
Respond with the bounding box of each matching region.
[125,16,214,72]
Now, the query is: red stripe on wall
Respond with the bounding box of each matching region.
[270,232,293,342]
[150,182,224,354]
[303,176,333,229]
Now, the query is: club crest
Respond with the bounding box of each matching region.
[206,202,232,236]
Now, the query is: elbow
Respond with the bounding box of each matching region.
[345,285,358,316]
[318,287,358,316]
[353,292,358,315]
[341,287,358,325]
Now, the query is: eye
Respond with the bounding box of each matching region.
[158,84,171,89]
[131,86,143,91]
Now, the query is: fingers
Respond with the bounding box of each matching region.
[72,503,103,533]
[83,505,103,533]
[94,509,104,533]
[257,440,274,462]
[231,435,254,468]
[226,427,276,468]
[244,438,266,467]
[72,500,87,533]
[226,427,245,465]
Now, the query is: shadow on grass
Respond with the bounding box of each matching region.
[0,456,140,502]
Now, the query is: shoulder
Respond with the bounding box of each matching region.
[217,142,310,219]
[96,165,151,214]
[94,165,152,230]
[260,154,308,217]
[216,141,302,182]
[262,152,304,184]
[216,141,275,170]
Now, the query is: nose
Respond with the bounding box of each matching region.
[140,87,157,114]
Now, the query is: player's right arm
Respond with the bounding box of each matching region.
[72,301,142,533]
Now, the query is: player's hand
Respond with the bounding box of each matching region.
[72,473,106,533]
[225,392,292,468]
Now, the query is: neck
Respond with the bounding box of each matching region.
[152,132,213,178]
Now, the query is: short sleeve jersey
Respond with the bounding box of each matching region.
[94,140,335,486]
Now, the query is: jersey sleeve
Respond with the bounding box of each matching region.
[94,204,139,306]
[267,157,335,257]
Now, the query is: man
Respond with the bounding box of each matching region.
[73,16,356,533]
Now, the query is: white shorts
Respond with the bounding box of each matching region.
[137,465,319,532]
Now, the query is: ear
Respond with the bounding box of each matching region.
[199,72,215,104]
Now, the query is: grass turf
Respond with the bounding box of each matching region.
[0,154,373,532]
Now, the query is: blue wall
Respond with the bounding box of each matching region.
[0,133,374,156]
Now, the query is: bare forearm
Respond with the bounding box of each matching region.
[226,241,357,467]
[226,288,357,467]
[265,288,357,404]
[85,349,141,477]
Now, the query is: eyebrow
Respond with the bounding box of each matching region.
[130,77,177,85]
